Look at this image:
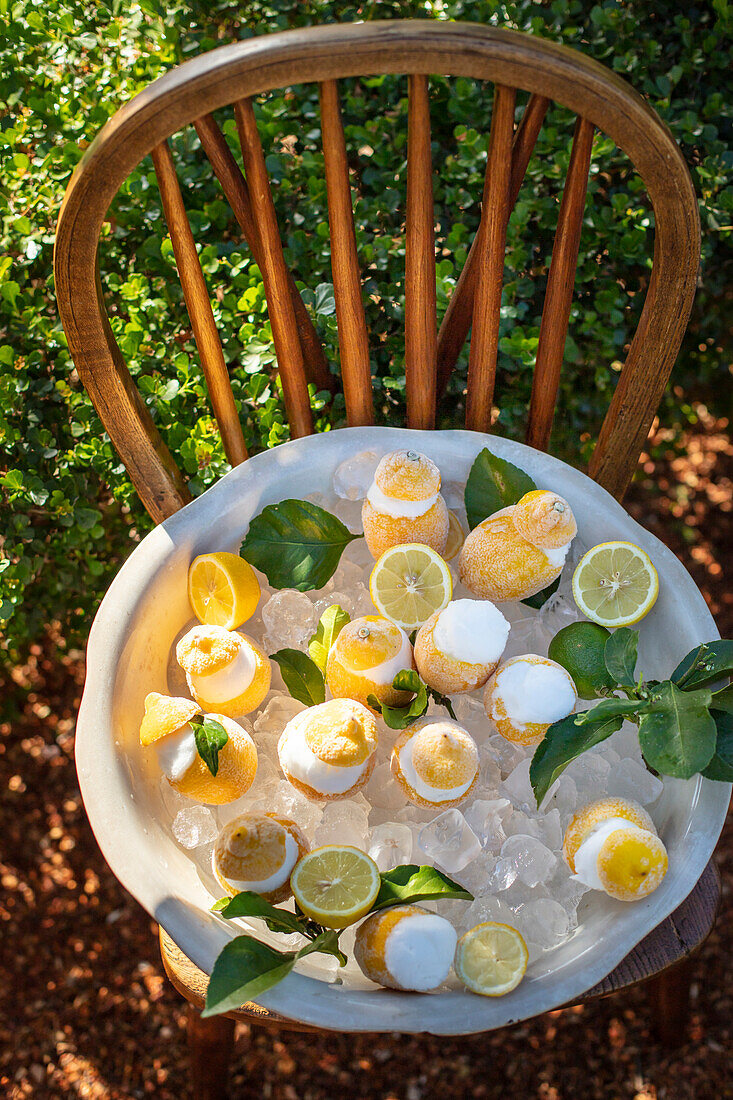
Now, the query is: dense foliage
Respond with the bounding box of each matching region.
[1,0,731,657]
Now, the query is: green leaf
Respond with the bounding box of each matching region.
[212,892,308,936]
[308,604,350,673]
[671,641,733,690]
[191,715,228,777]
[202,935,297,1017]
[638,681,716,779]
[464,448,536,530]
[521,576,560,610]
[710,684,733,715]
[573,697,645,725]
[240,499,360,591]
[306,928,347,966]
[701,710,733,782]
[604,628,639,687]
[530,713,624,806]
[373,865,473,911]
[271,649,325,707]
[368,669,428,730]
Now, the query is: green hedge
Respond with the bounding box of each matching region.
[1,0,731,658]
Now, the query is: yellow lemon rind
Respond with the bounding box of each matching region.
[139,692,201,746]
[562,797,655,873]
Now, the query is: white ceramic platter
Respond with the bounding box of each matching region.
[76,427,729,1034]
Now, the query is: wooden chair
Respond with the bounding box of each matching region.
[55,20,719,1096]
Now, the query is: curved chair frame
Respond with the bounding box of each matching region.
[55,21,699,524]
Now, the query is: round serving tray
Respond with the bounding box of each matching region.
[76,427,729,1034]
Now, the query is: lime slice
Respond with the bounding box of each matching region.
[290,846,380,929]
[369,543,452,630]
[187,552,260,629]
[571,541,658,627]
[454,922,528,997]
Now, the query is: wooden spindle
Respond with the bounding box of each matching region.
[234,98,313,439]
[151,141,248,467]
[437,93,549,393]
[526,116,595,451]
[465,85,517,433]
[405,74,437,430]
[193,114,334,397]
[319,80,373,426]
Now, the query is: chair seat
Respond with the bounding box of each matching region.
[159,858,720,1030]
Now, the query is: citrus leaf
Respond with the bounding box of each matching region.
[373,864,472,911]
[202,935,297,1017]
[369,669,428,730]
[573,697,645,725]
[308,604,350,673]
[464,448,535,530]
[191,715,228,777]
[212,892,309,936]
[521,576,560,610]
[306,929,347,966]
[671,640,733,690]
[701,710,733,782]
[604,627,639,687]
[240,499,360,591]
[710,684,733,715]
[638,681,716,779]
[271,649,325,707]
[530,713,624,806]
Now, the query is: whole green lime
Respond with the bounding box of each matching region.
[548,621,615,698]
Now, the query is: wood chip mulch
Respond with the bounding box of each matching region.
[1,407,730,1099]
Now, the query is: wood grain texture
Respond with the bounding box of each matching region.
[465,84,516,433]
[437,92,549,394]
[55,21,700,516]
[234,98,313,439]
[152,141,248,468]
[159,858,720,1030]
[319,80,373,426]
[193,113,334,396]
[405,73,437,430]
[526,116,594,451]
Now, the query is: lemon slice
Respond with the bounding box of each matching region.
[188,552,260,630]
[290,846,380,929]
[444,510,465,561]
[572,541,659,627]
[369,543,452,631]
[454,922,528,996]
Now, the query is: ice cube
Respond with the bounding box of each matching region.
[464,798,511,852]
[610,721,645,761]
[367,822,414,871]
[270,780,324,833]
[313,591,355,620]
[453,851,494,896]
[417,809,482,873]
[538,592,579,638]
[333,450,380,500]
[501,758,536,810]
[331,497,363,533]
[331,558,364,593]
[503,808,543,842]
[366,761,405,812]
[536,808,563,851]
[606,758,664,805]
[262,590,318,650]
[477,747,502,794]
[500,834,557,887]
[488,734,527,777]
[172,805,217,849]
[315,800,369,850]
[486,857,518,892]
[514,898,570,951]
[552,874,591,928]
[253,693,305,739]
[568,753,611,800]
[540,773,578,819]
[461,895,516,932]
[452,692,485,727]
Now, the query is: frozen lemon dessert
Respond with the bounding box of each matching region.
[176,625,270,717]
[459,489,577,601]
[483,654,577,746]
[414,598,510,694]
[354,904,457,991]
[391,717,479,809]
[139,691,258,804]
[362,450,449,559]
[326,615,414,711]
[563,797,668,902]
[277,698,378,801]
[212,812,309,904]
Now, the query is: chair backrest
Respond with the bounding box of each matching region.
[54,21,700,523]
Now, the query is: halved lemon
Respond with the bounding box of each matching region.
[572,541,658,627]
[369,543,452,631]
[290,846,381,929]
[444,510,465,561]
[454,922,528,997]
[188,552,260,630]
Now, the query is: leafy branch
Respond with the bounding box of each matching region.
[271,604,350,707]
[530,629,733,804]
[203,866,471,1017]
[367,668,457,729]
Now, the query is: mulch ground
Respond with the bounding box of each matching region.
[1,406,731,1099]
